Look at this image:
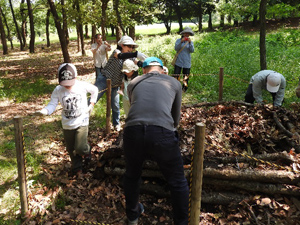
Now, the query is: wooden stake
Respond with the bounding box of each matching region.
[13,116,28,219]
[218,67,224,101]
[190,122,205,225]
[106,79,111,134]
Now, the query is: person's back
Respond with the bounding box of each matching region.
[126,71,182,131]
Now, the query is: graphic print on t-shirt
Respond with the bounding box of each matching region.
[62,94,82,119]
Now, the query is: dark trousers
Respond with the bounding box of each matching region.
[174,65,191,91]
[245,84,276,105]
[123,125,189,225]
[63,126,90,172]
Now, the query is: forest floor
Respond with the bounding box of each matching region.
[1,18,300,225]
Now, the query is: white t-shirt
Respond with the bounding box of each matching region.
[44,80,98,130]
[91,43,108,68]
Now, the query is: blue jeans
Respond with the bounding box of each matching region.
[123,125,189,224]
[95,67,103,80]
[94,73,120,126]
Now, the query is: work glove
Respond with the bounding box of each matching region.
[33,108,48,116]
[86,104,94,116]
[137,52,148,62]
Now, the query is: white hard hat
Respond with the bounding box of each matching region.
[118,36,138,47]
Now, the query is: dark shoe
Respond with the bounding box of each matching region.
[128,203,144,225]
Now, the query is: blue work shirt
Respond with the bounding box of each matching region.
[174,38,194,68]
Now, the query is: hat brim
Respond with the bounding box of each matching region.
[180,31,194,36]
[60,79,75,86]
[266,83,280,93]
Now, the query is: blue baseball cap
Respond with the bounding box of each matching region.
[142,57,163,68]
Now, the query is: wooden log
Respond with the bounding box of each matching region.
[140,183,246,205]
[204,178,300,196]
[203,167,300,184]
[104,166,300,185]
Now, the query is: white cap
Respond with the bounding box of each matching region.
[163,66,169,74]
[122,59,139,73]
[118,36,138,47]
[266,72,281,93]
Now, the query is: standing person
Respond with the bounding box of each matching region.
[119,59,139,118]
[174,27,195,92]
[94,35,146,131]
[91,34,111,80]
[245,70,286,107]
[123,57,189,225]
[34,63,98,176]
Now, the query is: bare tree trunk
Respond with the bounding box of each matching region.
[20,0,27,48]
[61,0,69,46]
[1,9,13,49]
[91,25,96,43]
[46,9,51,47]
[0,5,8,55]
[197,1,203,32]
[9,0,24,51]
[259,0,267,70]
[113,0,126,35]
[47,0,71,63]
[174,0,183,32]
[26,0,35,53]
[116,26,122,43]
[85,24,89,39]
[101,0,109,41]
[75,0,85,55]
[220,14,225,28]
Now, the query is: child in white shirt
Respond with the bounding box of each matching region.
[35,63,98,176]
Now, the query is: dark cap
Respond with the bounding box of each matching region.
[58,63,77,86]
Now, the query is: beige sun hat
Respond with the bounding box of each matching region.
[122,59,139,73]
[118,35,139,47]
[180,27,194,36]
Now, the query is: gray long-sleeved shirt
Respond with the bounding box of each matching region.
[250,70,286,106]
[125,71,182,131]
[174,38,194,68]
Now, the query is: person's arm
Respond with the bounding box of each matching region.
[171,81,182,128]
[88,83,99,104]
[42,87,60,115]
[116,51,138,59]
[174,39,183,51]
[91,43,100,55]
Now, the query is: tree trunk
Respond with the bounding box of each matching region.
[1,9,13,49]
[220,14,225,28]
[9,0,24,51]
[208,11,213,30]
[110,25,115,37]
[61,0,69,46]
[76,25,81,52]
[47,0,71,63]
[116,26,122,43]
[26,0,35,53]
[75,0,85,56]
[174,0,183,32]
[46,9,51,47]
[20,0,27,48]
[101,0,109,41]
[91,24,96,43]
[113,0,126,35]
[259,0,267,70]
[85,24,88,39]
[129,26,135,40]
[0,5,8,55]
[197,1,202,32]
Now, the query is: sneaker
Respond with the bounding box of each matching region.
[114,124,121,132]
[128,203,144,225]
